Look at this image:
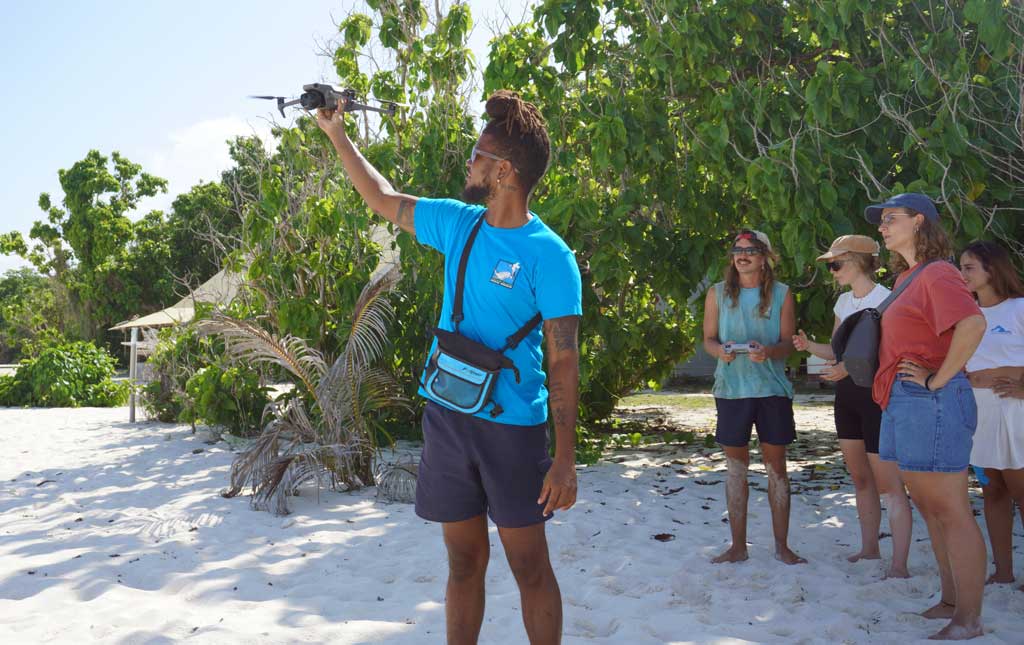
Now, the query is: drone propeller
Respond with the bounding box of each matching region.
[249,95,303,118]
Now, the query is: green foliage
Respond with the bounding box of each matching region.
[481,0,1024,411]
[0,268,68,362]
[139,323,218,423]
[166,181,239,283]
[6,150,171,344]
[183,364,270,437]
[0,340,128,407]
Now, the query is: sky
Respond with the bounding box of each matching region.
[0,0,534,274]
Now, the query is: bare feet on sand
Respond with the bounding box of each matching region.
[920,601,956,620]
[985,572,1015,585]
[711,545,749,564]
[847,549,881,563]
[774,546,807,565]
[884,565,911,579]
[928,620,983,640]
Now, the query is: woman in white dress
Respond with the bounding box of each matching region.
[960,240,1024,589]
[793,235,913,578]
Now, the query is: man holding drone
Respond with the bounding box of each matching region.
[316,90,582,645]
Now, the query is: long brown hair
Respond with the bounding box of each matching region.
[481,90,551,197]
[962,240,1024,300]
[723,231,779,318]
[889,215,953,274]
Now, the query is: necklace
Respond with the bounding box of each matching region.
[849,284,874,308]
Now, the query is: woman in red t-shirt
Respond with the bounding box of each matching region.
[866,193,986,640]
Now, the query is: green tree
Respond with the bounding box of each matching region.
[0,268,67,362]
[481,0,1024,416]
[166,181,240,284]
[6,150,169,342]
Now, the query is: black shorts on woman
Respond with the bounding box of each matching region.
[834,376,882,453]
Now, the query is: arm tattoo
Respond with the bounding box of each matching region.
[549,381,571,429]
[548,317,579,352]
[395,199,415,232]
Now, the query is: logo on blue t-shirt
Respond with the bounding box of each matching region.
[990,325,1012,335]
[490,260,521,289]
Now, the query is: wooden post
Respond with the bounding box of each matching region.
[129,327,138,423]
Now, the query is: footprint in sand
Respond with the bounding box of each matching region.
[571,617,620,638]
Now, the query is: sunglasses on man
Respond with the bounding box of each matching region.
[730,247,763,256]
[468,145,518,172]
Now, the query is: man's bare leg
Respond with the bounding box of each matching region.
[712,446,750,563]
[443,515,490,645]
[762,443,806,565]
[497,523,561,645]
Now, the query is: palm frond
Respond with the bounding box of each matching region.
[216,269,407,515]
[340,267,399,373]
[252,443,369,515]
[375,456,418,504]
[197,312,327,398]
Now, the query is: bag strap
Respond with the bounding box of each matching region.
[451,213,543,347]
[876,259,937,314]
[452,215,487,332]
[501,313,543,351]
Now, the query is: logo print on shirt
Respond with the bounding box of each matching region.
[490,260,521,289]
[990,325,1012,335]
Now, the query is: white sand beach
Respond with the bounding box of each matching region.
[2,402,1023,644]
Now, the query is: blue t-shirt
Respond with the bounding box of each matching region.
[414,198,582,425]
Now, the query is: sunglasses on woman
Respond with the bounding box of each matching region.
[826,260,850,271]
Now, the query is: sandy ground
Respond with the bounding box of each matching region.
[2,402,1023,644]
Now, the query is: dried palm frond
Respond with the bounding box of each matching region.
[375,455,418,504]
[208,269,407,515]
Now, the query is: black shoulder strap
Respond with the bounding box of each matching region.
[451,214,544,347]
[452,215,487,332]
[502,313,543,351]
[877,259,937,314]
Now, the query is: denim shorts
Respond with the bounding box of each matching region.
[879,373,977,472]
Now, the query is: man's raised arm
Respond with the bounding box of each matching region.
[315,107,418,235]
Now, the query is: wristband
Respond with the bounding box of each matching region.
[925,373,935,391]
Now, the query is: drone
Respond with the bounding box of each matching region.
[250,83,406,118]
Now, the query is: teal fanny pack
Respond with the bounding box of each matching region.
[423,215,540,417]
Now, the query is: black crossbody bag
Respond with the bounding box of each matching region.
[831,260,935,387]
[422,216,542,417]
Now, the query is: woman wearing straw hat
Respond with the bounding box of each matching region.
[793,235,913,578]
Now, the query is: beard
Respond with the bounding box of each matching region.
[461,179,493,204]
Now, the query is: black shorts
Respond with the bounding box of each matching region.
[414,402,553,528]
[714,396,796,447]
[834,377,882,454]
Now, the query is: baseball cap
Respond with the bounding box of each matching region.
[816,234,880,261]
[734,229,772,253]
[864,193,939,224]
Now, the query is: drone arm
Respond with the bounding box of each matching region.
[344,100,391,115]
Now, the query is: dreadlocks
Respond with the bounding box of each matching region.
[480,90,551,196]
